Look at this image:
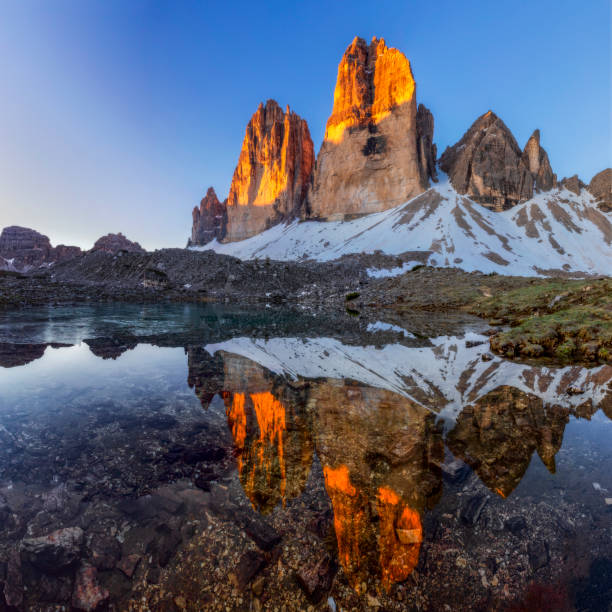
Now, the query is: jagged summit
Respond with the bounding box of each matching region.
[189,187,227,247]
[440,111,556,211]
[224,99,314,242]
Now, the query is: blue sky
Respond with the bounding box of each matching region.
[0,0,610,249]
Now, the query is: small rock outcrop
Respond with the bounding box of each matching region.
[0,226,82,271]
[189,187,228,246]
[521,129,555,192]
[559,174,586,195]
[587,168,612,212]
[225,100,314,242]
[308,37,428,220]
[91,233,145,254]
[439,112,556,211]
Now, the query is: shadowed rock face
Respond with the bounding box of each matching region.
[521,129,555,192]
[446,386,571,498]
[416,104,438,186]
[587,168,612,212]
[0,226,82,271]
[559,174,587,195]
[225,100,314,242]
[308,37,428,220]
[91,233,145,254]
[189,187,228,246]
[439,112,556,211]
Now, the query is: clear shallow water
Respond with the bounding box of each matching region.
[0,304,610,611]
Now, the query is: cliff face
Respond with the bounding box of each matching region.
[308,37,429,220]
[0,226,82,271]
[91,232,145,254]
[587,168,612,212]
[439,112,556,211]
[189,187,228,246]
[224,100,314,242]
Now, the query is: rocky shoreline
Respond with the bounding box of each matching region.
[1,248,610,365]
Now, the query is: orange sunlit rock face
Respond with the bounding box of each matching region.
[376,486,422,590]
[323,464,367,589]
[225,100,314,242]
[220,353,313,514]
[312,380,443,592]
[308,37,434,220]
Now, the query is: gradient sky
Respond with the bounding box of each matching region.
[0,0,610,250]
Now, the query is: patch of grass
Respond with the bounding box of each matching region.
[345,291,360,301]
[471,278,612,363]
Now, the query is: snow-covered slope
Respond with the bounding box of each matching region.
[205,334,612,422]
[196,177,612,277]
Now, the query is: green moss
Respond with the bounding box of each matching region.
[469,278,612,363]
[345,291,360,301]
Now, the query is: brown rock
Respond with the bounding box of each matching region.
[587,168,612,212]
[417,104,438,185]
[521,129,556,191]
[559,174,586,195]
[0,225,82,271]
[439,111,533,211]
[189,187,228,246]
[308,37,427,220]
[225,100,314,242]
[295,552,337,604]
[229,550,266,590]
[72,564,110,611]
[90,232,145,254]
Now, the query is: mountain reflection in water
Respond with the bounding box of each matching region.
[0,305,610,610]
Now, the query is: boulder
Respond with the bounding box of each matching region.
[20,526,84,573]
[308,37,427,220]
[189,187,228,246]
[225,100,314,242]
[90,232,145,254]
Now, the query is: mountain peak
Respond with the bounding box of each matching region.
[308,36,428,220]
[440,113,556,210]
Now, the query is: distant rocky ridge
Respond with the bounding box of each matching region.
[0,227,145,272]
[0,226,82,272]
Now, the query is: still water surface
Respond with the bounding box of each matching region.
[0,304,610,611]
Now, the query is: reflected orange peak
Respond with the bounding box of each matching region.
[323,464,357,496]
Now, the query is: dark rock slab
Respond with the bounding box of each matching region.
[230,550,266,590]
[295,552,337,604]
[528,540,549,572]
[505,516,527,535]
[460,494,488,526]
[244,516,281,551]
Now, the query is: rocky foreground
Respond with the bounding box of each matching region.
[1,247,610,365]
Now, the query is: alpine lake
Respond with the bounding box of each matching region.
[0,304,610,611]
